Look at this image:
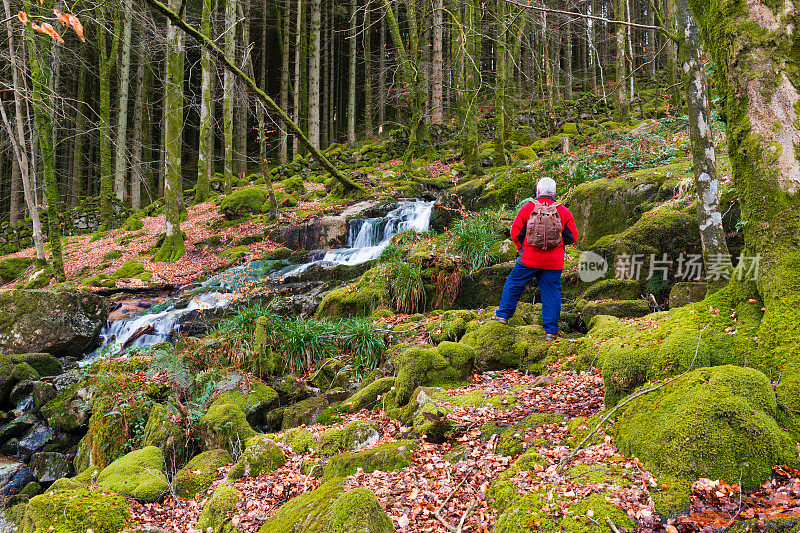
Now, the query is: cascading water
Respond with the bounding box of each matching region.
[271,199,434,278]
[83,199,434,363]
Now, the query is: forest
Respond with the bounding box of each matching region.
[0,0,798,530]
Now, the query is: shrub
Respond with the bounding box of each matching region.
[451,211,501,270]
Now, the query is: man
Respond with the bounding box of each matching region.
[491,177,579,341]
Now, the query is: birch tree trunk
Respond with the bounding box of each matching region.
[9,153,21,225]
[70,51,86,208]
[114,0,134,201]
[378,13,386,132]
[664,0,679,106]
[235,0,249,179]
[646,1,656,78]
[195,0,215,203]
[293,0,303,155]
[153,0,185,262]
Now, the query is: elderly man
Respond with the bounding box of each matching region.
[491,177,579,340]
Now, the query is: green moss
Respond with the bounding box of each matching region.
[122,214,144,231]
[616,366,799,490]
[460,321,550,372]
[10,353,62,376]
[318,420,380,457]
[495,413,566,456]
[315,266,390,318]
[142,402,189,465]
[581,279,642,301]
[322,440,417,479]
[96,446,169,502]
[393,342,475,405]
[258,479,393,533]
[20,489,130,533]
[220,187,269,219]
[174,449,232,498]
[220,246,249,261]
[281,395,328,429]
[12,362,40,381]
[0,257,33,284]
[650,474,692,519]
[341,377,395,411]
[197,403,257,456]
[227,434,286,480]
[196,482,241,533]
[278,428,316,454]
[215,381,280,426]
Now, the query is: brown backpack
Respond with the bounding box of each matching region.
[526,200,563,250]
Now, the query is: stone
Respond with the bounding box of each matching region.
[173,449,232,499]
[19,488,130,533]
[97,446,169,502]
[0,457,33,497]
[227,435,286,480]
[281,396,329,430]
[196,403,256,456]
[18,423,56,457]
[40,382,93,432]
[669,282,708,308]
[30,452,73,483]
[0,290,107,358]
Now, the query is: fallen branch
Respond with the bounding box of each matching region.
[142,0,364,193]
[435,469,474,533]
[605,516,622,533]
[556,323,710,473]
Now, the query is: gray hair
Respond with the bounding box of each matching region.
[537,177,557,197]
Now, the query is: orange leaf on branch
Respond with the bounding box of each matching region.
[17,11,29,26]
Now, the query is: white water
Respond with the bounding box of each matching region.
[82,199,434,364]
[271,199,434,278]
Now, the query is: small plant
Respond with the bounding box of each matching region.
[451,211,501,271]
[387,261,426,314]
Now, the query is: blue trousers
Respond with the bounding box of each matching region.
[496,260,562,335]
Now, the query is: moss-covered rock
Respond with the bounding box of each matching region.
[317,420,380,458]
[341,377,395,411]
[616,365,799,490]
[97,446,169,502]
[110,258,146,280]
[281,396,329,429]
[220,187,268,219]
[0,257,33,284]
[494,413,566,456]
[315,266,389,318]
[393,342,475,406]
[9,353,62,377]
[0,290,107,357]
[258,478,393,533]
[197,403,257,456]
[580,279,642,302]
[40,382,92,432]
[579,299,651,323]
[278,428,316,454]
[142,402,189,466]
[227,435,286,480]
[668,282,708,308]
[460,321,550,372]
[196,482,241,533]
[12,362,40,382]
[174,449,232,499]
[214,381,280,428]
[323,440,416,479]
[19,488,130,533]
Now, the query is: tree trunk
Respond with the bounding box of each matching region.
[114,0,133,201]
[564,19,573,100]
[646,0,656,78]
[70,51,86,209]
[223,0,236,192]
[614,0,629,122]
[9,152,21,225]
[460,0,481,176]
[280,2,290,163]
[153,0,185,262]
[431,0,444,123]
[347,0,357,144]
[664,0,679,106]
[260,0,277,220]
[97,7,120,227]
[235,0,249,180]
[685,0,800,409]
[378,12,386,132]
[293,0,303,155]
[493,0,507,165]
[196,0,215,203]
[131,35,146,210]
[308,0,322,147]
[363,2,373,136]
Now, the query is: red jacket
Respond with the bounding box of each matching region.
[511,196,579,270]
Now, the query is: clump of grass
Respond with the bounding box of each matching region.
[387,261,426,314]
[450,211,501,271]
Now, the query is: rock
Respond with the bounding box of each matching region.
[258,478,394,533]
[214,381,280,428]
[196,482,241,533]
[669,282,708,308]
[0,458,33,497]
[0,257,33,285]
[271,374,313,405]
[580,279,642,302]
[616,366,799,490]
[9,381,34,408]
[40,383,92,432]
[276,428,316,454]
[18,424,56,457]
[281,396,329,430]
[322,440,416,479]
[19,488,130,533]
[393,342,476,406]
[578,299,651,323]
[30,452,73,483]
[0,290,107,357]
[317,421,380,458]
[97,446,169,502]
[0,413,37,442]
[310,359,344,390]
[11,364,39,383]
[142,403,189,467]
[8,354,62,377]
[173,449,232,499]
[196,403,256,456]
[341,377,395,411]
[31,382,56,410]
[461,322,551,372]
[274,215,347,251]
[227,435,286,480]
[220,187,269,219]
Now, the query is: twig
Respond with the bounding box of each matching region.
[503,0,665,31]
[456,499,477,532]
[434,469,474,533]
[606,516,622,533]
[556,323,710,473]
[724,468,744,528]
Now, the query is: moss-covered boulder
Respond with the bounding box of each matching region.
[19,488,130,533]
[8,353,62,377]
[579,299,651,323]
[40,382,92,432]
[196,482,241,533]
[580,279,642,302]
[317,420,380,458]
[323,440,416,479]
[393,342,475,405]
[227,435,286,480]
[142,402,189,466]
[460,321,550,372]
[490,413,567,456]
[315,266,389,318]
[0,257,33,285]
[197,402,257,456]
[258,478,394,533]
[0,290,107,357]
[616,365,799,490]
[668,282,708,308]
[220,187,268,219]
[174,449,232,499]
[214,381,280,427]
[97,446,169,502]
[281,396,329,429]
[341,377,395,411]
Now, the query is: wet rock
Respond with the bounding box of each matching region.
[0,290,107,358]
[0,458,33,497]
[30,452,73,483]
[40,383,92,432]
[31,382,56,410]
[9,382,34,408]
[272,216,348,251]
[18,423,56,457]
[281,396,329,430]
[0,413,37,442]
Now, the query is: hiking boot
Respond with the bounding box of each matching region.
[490,316,508,325]
[545,333,557,342]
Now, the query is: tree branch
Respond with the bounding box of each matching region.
[503,0,667,32]
[142,0,364,192]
